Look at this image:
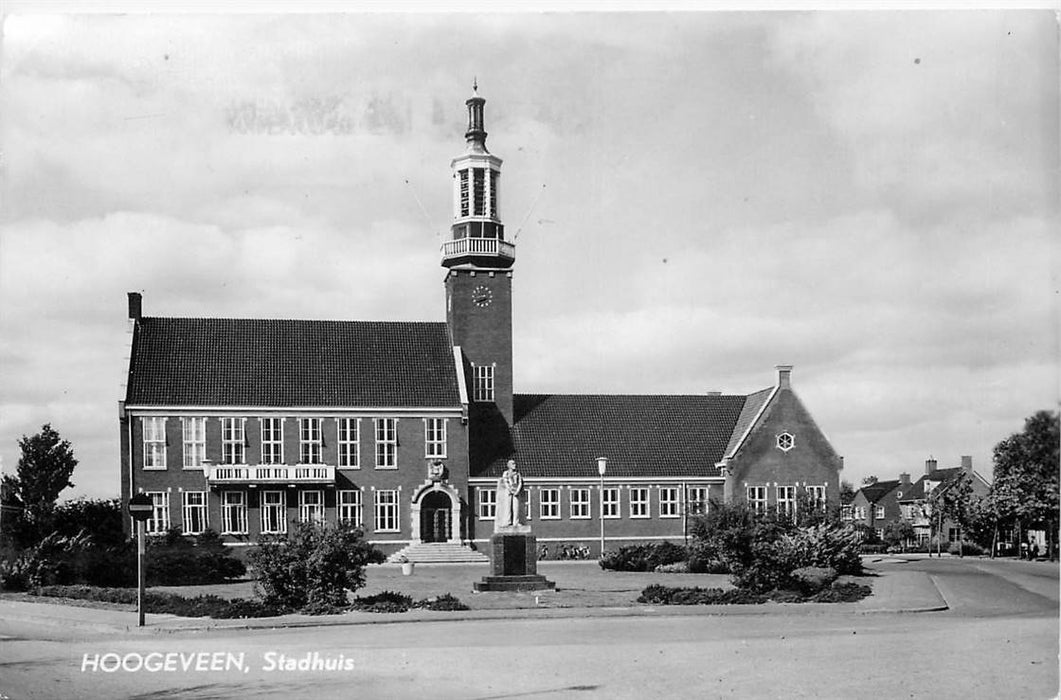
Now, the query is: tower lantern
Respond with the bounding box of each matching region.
[441,82,513,270]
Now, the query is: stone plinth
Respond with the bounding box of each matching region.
[473,533,555,592]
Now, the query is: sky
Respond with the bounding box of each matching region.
[0,8,1057,500]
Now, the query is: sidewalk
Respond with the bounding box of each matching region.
[0,564,947,635]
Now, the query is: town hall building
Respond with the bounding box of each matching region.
[119,87,844,561]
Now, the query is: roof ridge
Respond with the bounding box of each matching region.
[141,317,446,325]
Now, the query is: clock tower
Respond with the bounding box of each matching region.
[442,84,515,440]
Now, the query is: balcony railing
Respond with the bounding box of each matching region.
[441,237,515,262]
[206,464,336,485]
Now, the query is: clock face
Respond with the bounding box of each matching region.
[472,284,493,308]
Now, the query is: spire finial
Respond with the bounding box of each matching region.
[473,76,478,94]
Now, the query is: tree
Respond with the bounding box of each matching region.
[928,471,975,556]
[882,520,916,552]
[2,424,77,547]
[839,481,856,504]
[991,410,1060,560]
[861,476,878,486]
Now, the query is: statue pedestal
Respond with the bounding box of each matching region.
[473,533,555,592]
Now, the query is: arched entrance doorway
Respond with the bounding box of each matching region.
[419,491,452,543]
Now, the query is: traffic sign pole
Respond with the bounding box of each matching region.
[127,494,153,628]
[137,519,145,627]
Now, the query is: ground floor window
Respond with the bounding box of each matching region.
[539,489,560,519]
[776,486,796,519]
[261,490,287,534]
[570,488,591,519]
[299,490,325,524]
[338,490,363,527]
[374,490,399,532]
[146,491,169,534]
[182,491,208,534]
[602,487,620,519]
[948,527,960,543]
[687,486,709,516]
[630,487,650,518]
[658,487,680,518]
[477,487,496,520]
[747,486,768,514]
[806,485,826,509]
[221,491,247,535]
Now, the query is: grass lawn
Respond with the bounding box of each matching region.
[150,561,735,610]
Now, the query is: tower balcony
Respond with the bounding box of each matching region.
[441,236,515,268]
[205,464,336,486]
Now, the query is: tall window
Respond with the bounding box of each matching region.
[338,490,363,527]
[299,490,325,523]
[375,418,397,469]
[424,418,447,458]
[602,487,620,519]
[875,505,886,520]
[374,490,399,532]
[182,418,206,469]
[806,485,826,510]
[747,486,768,514]
[182,491,208,534]
[221,418,245,465]
[221,491,247,535]
[539,489,560,519]
[299,418,322,464]
[687,486,710,516]
[489,169,498,217]
[143,418,167,469]
[459,169,469,217]
[570,488,591,519]
[146,491,169,534]
[659,487,680,518]
[477,488,496,520]
[472,168,485,216]
[777,486,796,519]
[854,506,866,521]
[473,365,494,402]
[260,418,284,465]
[630,488,650,518]
[261,491,286,535]
[337,418,360,468]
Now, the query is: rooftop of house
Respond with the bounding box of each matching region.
[856,479,902,504]
[476,391,771,479]
[125,317,462,408]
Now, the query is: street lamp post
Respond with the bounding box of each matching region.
[597,457,607,556]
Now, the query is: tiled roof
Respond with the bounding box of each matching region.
[897,468,963,502]
[724,387,774,457]
[856,479,900,504]
[476,393,752,479]
[126,317,461,408]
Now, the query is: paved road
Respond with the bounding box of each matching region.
[0,557,1056,699]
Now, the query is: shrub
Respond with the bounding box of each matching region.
[687,558,729,574]
[32,585,285,618]
[250,522,384,614]
[809,581,872,603]
[412,594,470,611]
[599,542,687,572]
[146,528,245,586]
[637,584,767,605]
[947,542,984,556]
[790,566,838,594]
[859,544,887,554]
[352,590,414,613]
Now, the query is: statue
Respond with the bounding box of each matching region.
[494,459,527,532]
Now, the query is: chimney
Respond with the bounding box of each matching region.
[900,472,911,486]
[961,455,973,473]
[775,364,793,390]
[127,292,142,320]
[925,457,937,475]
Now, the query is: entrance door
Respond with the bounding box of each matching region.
[420,491,452,543]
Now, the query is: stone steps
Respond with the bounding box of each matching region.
[386,542,489,564]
